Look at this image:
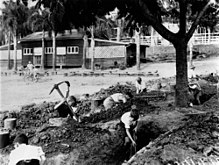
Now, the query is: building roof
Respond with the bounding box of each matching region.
[0,43,22,50]
[20,30,84,42]
[91,38,149,47]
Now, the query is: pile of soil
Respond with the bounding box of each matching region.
[0,76,218,165]
[0,101,126,164]
[200,74,219,84]
[76,83,136,116]
[128,111,219,164]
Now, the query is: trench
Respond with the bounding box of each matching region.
[199,93,216,105]
[135,121,166,151]
[0,82,217,164]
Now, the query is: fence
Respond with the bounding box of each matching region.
[121,32,219,46]
[193,32,219,45]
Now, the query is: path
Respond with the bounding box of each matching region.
[0,56,218,112]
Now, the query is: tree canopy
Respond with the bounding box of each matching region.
[31,0,219,38]
[2,0,30,37]
[29,0,219,107]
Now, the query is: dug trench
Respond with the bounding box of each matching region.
[0,74,218,165]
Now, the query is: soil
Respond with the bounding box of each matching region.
[0,72,218,165]
[0,56,218,165]
[128,97,219,165]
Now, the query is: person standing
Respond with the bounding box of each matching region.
[26,61,35,79]
[26,61,34,72]
[120,105,139,161]
[8,133,46,165]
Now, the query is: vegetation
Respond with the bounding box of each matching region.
[28,8,52,70]
[32,0,219,107]
[1,0,30,70]
[1,0,218,107]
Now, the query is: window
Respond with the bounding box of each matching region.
[67,46,79,54]
[56,55,66,64]
[45,47,53,54]
[23,48,33,55]
[34,56,41,65]
[57,47,66,55]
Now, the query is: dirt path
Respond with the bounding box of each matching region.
[0,56,218,112]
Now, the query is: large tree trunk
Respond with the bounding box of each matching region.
[174,41,189,107]
[82,33,88,69]
[13,33,17,71]
[7,32,11,70]
[52,30,56,71]
[41,30,45,70]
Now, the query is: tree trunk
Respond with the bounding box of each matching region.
[150,27,154,46]
[52,30,56,71]
[117,19,121,42]
[13,33,17,71]
[7,32,11,70]
[207,27,211,44]
[189,37,194,68]
[135,30,140,70]
[41,30,45,70]
[91,25,95,71]
[82,33,88,69]
[174,41,189,107]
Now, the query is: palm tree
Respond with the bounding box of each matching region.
[90,25,95,71]
[0,15,11,70]
[82,27,89,69]
[47,0,65,71]
[28,8,51,70]
[2,0,29,71]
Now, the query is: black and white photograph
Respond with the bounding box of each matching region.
[0,0,219,164]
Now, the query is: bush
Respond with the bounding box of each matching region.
[119,63,126,70]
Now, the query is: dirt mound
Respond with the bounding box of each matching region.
[76,83,135,116]
[128,109,219,165]
[0,102,126,164]
[92,83,135,97]
[200,74,219,84]
[0,77,218,165]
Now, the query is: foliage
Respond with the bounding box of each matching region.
[27,7,52,32]
[31,0,219,38]
[29,0,219,107]
[93,17,116,39]
[2,0,30,37]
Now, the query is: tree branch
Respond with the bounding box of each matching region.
[138,0,176,43]
[186,0,212,42]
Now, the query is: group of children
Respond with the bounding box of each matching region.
[9,73,202,164]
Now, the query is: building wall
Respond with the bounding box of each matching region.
[85,57,124,69]
[86,44,126,69]
[0,50,22,60]
[21,39,84,67]
[0,60,22,70]
[0,49,22,70]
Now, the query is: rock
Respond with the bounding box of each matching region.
[49,118,67,127]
